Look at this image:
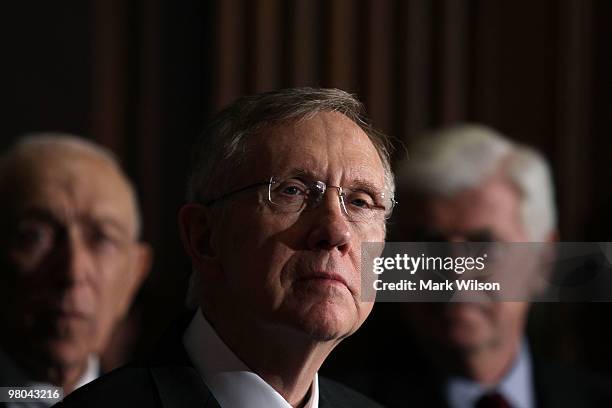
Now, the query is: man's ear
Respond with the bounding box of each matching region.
[178,204,220,269]
[113,242,152,322]
[529,229,560,297]
[134,242,152,287]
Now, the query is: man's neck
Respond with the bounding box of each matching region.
[45,361,89,394]
[434,338,521,385]
[202,306,336,407]
[0,340,88,394]
[460,346,517,385]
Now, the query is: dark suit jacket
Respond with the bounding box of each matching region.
[56,315,385,408]
[362,357,612,408]
[323,317,612,408]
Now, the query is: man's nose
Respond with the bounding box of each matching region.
[54,233,92,287]
[306,190,352,255]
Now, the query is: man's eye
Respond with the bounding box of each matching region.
[282,186,302,196]
[350,198,369,208]
[15,223,54,250]
[347,192,375,209]
[88,227,119,250]
[276,179,307,196]
[92,230,109,243]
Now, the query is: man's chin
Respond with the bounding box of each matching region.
[41,339,91,368]
[290,302,361,342]
[439,329,499,355]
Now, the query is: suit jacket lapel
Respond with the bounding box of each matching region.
[150,365,220,408]
[148,311,222,408]
[532,360,584,408]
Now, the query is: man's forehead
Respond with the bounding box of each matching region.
[424,178,522,230]
[6,154,137,234]
[244,112,385,184]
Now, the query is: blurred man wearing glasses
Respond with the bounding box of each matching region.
[373,125,612,408]
[61,88,394,407]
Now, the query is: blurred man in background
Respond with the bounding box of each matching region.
[377,125,611,408]
[0,135,151,403]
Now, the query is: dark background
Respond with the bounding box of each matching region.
[2,0,612,377]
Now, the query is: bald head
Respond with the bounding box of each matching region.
[0,134,141,238]
[0,134,150,391]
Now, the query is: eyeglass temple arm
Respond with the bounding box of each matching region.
[204,181,271,206]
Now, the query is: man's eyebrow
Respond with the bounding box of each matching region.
[285,168,320,180]
[86,216,132,237]
[347,179,385,193]
[283,169,385,191]
[15,209,132,238]
[16,208,60,225]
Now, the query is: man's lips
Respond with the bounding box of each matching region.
[47,308,91,321]
[298,271,352,292]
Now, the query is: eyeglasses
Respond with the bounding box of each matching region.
[205,176,396,222]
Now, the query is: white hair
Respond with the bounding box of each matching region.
[18,132,118,158]
[187,87,395,204]
[0,132,142,237]
[396,124,557,241]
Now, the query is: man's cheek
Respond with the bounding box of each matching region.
[91,310,117,352]
[357,301,375,323]
[8,252,43,277]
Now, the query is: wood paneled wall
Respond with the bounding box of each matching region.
[98,0,612,370]
[85,0,612,243]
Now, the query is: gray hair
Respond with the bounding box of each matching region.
[187,87,395,204]
[184,87,395,308]
[395,124,557,241]
[0,133,143,238]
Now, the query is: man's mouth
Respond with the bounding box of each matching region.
[47,308,90,322]
[299,271,352,292]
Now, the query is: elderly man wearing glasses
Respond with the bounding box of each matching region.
[60,88,394,408]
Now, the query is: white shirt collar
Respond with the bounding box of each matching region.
[73,355,99,390]
[446,339,535,408]
[183,308,319,408]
